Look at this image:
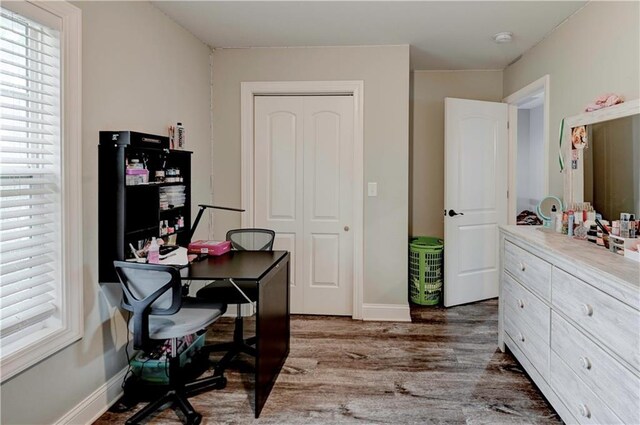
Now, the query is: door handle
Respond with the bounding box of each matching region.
[448,209,464,217]
[344,226,350,232]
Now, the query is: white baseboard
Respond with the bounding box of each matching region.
[54,366,128,425]
[362,303,411,322]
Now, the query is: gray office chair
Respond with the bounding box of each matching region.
[114,261,227,425]
[196,228,275,373]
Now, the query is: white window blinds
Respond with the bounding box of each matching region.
[0,7,62,348]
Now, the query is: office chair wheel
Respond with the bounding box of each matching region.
[185,412,202,425]
[216,376,227,389]
[109,394,138,413]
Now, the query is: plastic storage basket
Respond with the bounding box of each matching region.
[409,236,444,306]
[130,332,205,384]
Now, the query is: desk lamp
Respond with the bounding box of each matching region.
[189,204,245,242]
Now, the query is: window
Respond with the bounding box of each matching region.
[0,1,81,382]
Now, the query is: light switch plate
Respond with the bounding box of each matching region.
[368,182,378,197]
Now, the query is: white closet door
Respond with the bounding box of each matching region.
[254,95,354,315]
[254,96,305,312]
[302,96,354,315]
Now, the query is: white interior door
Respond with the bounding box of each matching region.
[444,98,508,307]
[254,96,304,311]
[254,95,354,315]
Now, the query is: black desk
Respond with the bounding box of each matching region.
[187,250,290,418]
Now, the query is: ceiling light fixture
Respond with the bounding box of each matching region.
[493,32,513,44]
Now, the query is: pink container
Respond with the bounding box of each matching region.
[126,168,148,175]
[125,168,149,185]
[188,240,231,256]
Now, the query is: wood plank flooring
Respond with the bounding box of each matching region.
[95,299,560,424]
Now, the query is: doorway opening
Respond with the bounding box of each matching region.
[504,75,550,225]
[515,91,545,221]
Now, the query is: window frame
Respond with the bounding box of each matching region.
[0,0,82,382]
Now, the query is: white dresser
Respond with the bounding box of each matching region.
[499,226,640,424]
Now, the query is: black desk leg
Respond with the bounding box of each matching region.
[255,256,290,418]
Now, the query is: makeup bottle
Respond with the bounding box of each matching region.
[555,210,563,233]
[568,211,575,237]
[549,205,557,229]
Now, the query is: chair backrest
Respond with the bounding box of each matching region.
[226,228,275,251]
[113,261,183,350]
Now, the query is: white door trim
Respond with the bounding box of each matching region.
[503,75,550,224]
[240,81,365,320]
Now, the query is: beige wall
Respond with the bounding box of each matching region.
[504,1,640,200]
[410,70,503,238]
[0,2,212,423]
[211,46,410,305]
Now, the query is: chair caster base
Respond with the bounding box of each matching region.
[109,394,138,413]
[186,412,202,425]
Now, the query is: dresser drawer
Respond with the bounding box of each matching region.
[504,306,549,379]
[550,351,623,424]
[503,273,550,342]
[552,312,640,425]
[552,267,640,372]
[504,240,551,301]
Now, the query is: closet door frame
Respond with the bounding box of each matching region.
[240,81,364,320]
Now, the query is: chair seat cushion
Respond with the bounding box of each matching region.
[130,299,226,340]
[196,279,258,304]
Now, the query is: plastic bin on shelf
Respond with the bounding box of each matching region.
[129,332,205,384]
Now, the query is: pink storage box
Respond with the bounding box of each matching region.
[126,168,149,175]
[125,168,149,185]
[187,240,231,256]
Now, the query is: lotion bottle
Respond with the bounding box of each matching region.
[176,122,185,149]
[148,237,160,264]
[550,205,557,229]
[554,210,563,233]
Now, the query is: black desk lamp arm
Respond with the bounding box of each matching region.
[189,204,245,242]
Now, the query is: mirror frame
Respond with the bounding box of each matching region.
[563,98,640,207]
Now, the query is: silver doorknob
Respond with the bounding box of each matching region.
[344,226,350,231]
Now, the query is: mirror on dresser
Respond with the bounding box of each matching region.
[563,99,640,223]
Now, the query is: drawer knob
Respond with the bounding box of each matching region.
[579,356,592,370]
[581,304,594,317]
[578,404,591,418]
[517,332,525,343]
[517,299,525,309]
[519,262,526,272]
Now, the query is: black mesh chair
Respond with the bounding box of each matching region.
[196,228,275,373]
[114,261,227,425]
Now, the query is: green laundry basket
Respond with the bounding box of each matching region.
[409,236,444,306]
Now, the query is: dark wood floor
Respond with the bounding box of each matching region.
[95,299,560,424]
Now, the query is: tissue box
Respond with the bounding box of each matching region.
[187,240,231,256]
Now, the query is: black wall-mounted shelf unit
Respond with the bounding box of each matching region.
[98,131,192,282]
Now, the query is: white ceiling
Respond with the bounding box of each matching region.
[153,1,587,70]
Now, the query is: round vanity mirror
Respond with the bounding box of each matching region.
[536,196,563,227]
